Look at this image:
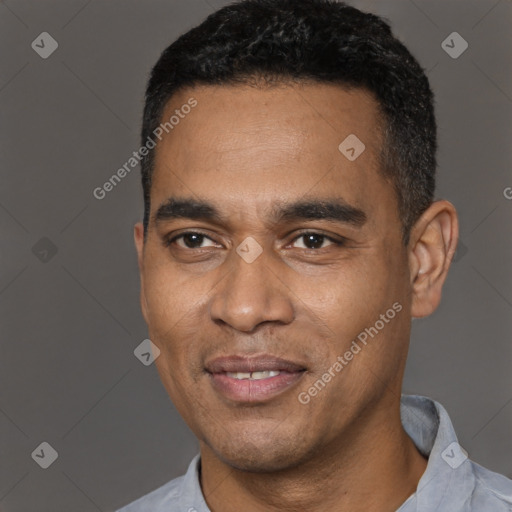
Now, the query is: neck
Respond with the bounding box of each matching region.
[199,397,428,512]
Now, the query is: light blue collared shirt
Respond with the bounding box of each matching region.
[117,395,512,511]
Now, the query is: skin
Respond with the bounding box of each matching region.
[134,82,459,512]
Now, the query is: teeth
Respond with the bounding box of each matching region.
[225,370,281,380]
[251,370,280,380]
[226,372,251,380]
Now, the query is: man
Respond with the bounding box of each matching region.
[118,0,512,510]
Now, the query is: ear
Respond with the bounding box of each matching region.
[408,200,459,318]
[134,222,150,323]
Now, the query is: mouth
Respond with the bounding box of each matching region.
[205,355,307,403]
[225,370,282,380]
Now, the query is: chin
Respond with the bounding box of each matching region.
[219,450,303,474]
[208,430,311,473]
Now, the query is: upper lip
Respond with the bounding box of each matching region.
[205,354,306,374]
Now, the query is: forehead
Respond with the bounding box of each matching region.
[157,81,383,161]
[150,82,394,226]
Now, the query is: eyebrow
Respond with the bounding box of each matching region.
[153,197,367,228]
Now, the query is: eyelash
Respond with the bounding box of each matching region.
[163,230,345,251]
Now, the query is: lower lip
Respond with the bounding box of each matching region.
[208,371,305,403]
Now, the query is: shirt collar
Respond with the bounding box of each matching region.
[398,394,475,511]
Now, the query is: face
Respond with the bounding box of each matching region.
[134,83,414,472]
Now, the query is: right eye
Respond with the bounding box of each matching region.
[165,231,221,250]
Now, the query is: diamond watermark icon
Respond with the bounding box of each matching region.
[236,236,263,263]
[32,237,58,263]
[31,442,58,469]
[338,134,365,161]
[31,32,59,59]
[441,32,468,59]
[134,338,161,366]
[441,441,468,469]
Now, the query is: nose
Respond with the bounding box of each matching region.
[209,244,295,333]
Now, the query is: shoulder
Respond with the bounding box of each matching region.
[115,474,186,512]
[467,461,512,511]
[116,454,203,512]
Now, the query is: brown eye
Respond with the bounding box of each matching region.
[291,232,337,250]
[167,232,219,249]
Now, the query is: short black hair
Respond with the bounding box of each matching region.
[141,0,436,244]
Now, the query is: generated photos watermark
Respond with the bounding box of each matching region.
[298,301,403,404]
[93,97,198,200]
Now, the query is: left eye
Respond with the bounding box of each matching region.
[290,232,338,250]
[171,232,219,249]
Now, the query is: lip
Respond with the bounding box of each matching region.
[205,354,306,374]
[205,354,307,403]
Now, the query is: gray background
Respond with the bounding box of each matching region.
[0,0,511,510]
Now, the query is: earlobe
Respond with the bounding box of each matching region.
[408,200,459,318]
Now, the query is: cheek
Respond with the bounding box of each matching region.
[293,260,388,331]
[142,260,215,370]
[293,251,408,368]
[143,259,198,328]
[142,271,196,377]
